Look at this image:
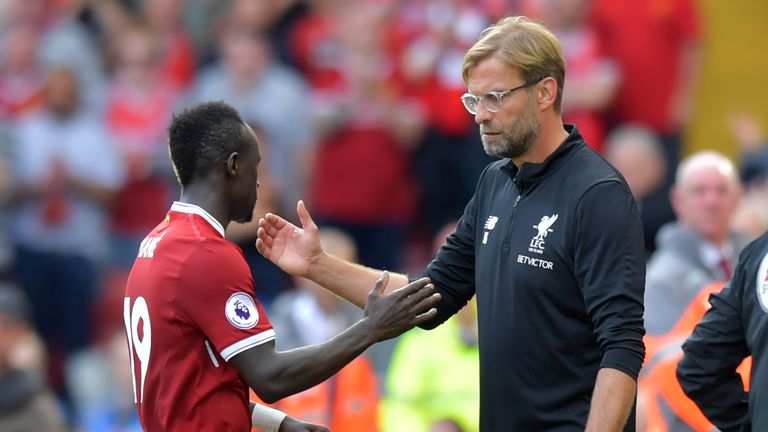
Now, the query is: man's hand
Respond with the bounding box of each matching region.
[278,416,330,432]
[362,272,440,342]
[256,200,322,277]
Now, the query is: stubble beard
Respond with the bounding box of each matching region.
[481,98,540,159]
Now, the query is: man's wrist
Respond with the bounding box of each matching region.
[305,251,332,281]
[250,402,287,432]
[353,317,380,345]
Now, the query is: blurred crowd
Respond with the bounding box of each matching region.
[0,0,767,431]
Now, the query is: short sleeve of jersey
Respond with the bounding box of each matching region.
[177,240,275,361]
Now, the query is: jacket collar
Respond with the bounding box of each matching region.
[501,124,584,189]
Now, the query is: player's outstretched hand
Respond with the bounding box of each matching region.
[256,200,322,277]
[279,416,330,432]
[363,272,441,342]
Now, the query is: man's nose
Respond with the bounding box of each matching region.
[474,104,493,125]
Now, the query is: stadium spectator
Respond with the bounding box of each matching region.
[1,0,106,109]
[0,284,66,432]
[8,67,124,402]
[591,0,702,178]
[381,222,480,432]
[392,0,495,237]
[304,2,424,271]
[641,151,749,431]
[0,137,13,279]
[195,23,313,218]
[726,112,768,239]
[604,125,675,257]
[533,0,619,153]
[0,23,47,120]
[88,0,196,90]
[645,151,747,336]
[106,23,180,269]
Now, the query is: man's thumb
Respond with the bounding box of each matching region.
[373,271,390,296]
[297,200,316,230]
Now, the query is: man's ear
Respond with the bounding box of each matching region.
[226,152,240,178]
[537,77,558,111]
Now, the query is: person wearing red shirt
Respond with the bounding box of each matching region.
[124,101,439,431]
[591,0,701,172]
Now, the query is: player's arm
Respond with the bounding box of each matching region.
[231,274,439,403]
[256,200,410,307]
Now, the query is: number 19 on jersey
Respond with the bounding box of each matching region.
[124,296,152,404]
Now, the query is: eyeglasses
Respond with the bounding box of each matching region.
[460,77,544,115]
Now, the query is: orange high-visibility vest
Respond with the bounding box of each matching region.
[640,282,751,432]
[251,356,379,432]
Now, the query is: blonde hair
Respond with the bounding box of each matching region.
[462,16,566,112]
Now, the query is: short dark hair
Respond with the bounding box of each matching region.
[168,101,251,188]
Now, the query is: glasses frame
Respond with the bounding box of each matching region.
[460,77,545,115]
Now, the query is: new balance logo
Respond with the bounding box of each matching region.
[482,216,499,245]
[484,216,499,230]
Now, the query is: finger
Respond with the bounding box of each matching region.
[391,277,430,299]
[411,292,441,315]
[256,229,273,248]
[372,271,390,297]
[412,307,439,325]
[256,222,277,242]
[263,222,279,238]
[401,283,435,306]
[255,237,274,257]
[265,212,287,229]
[297,200,317,230]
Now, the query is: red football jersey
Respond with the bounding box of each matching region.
[124,201,275,431]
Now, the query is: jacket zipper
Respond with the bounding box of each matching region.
[502,193,522,249]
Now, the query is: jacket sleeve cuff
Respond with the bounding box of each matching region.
[600,347,644,380]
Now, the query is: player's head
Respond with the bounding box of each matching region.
[168,101,261,223]
[461,16,565,160]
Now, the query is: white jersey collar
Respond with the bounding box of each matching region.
[170,201,226,238]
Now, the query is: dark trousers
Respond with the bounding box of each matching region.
[14,246,98,395]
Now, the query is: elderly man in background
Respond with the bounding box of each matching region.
[640,151,751,432]
[645,151,749,336]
